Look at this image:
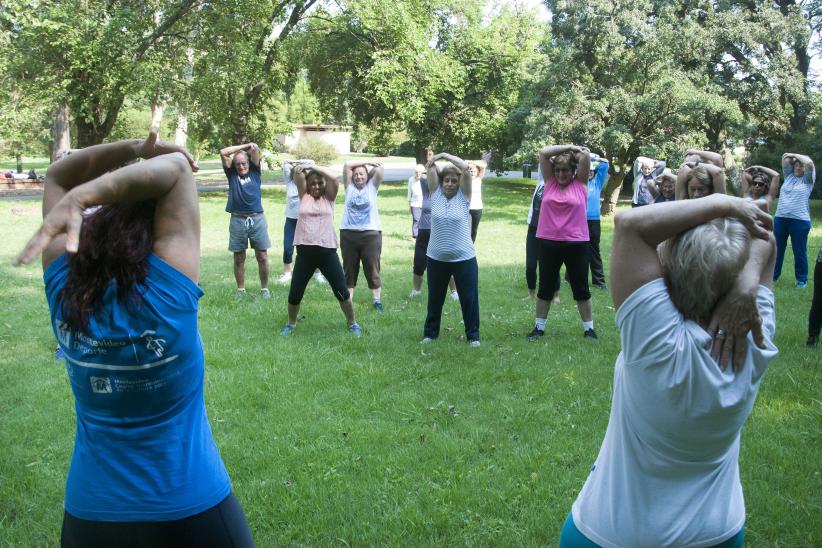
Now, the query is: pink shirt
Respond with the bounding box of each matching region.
[535,178,589,242]
[294,194,338,248]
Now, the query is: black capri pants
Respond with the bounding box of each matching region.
[413,229,431,276]
[288,245,350,305]
[537,239,591,302]
[61,492,254,548]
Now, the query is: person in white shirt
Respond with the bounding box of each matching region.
[407,164,425,239]
[560,194,778,548]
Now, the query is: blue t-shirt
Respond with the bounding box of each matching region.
[45,254,231,521]
[224,161,263,214]
[586,160,610,221]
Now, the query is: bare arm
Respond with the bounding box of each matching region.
[740,168,753,196]
[18,152,199,281]
[311,165,340,202]
[370,163,384,189]
[426,160,439,194]
[707,232,776,371]
[696,149,724,167]
[539,144,580,182]
[575,147,591,184]
[702,162,726,194]
[675,164,691,200]
[646,176,661,198]
[433,153,471,199]
[610,194,772,310]
[783,152,814,168]
[219,143,253,169]
[294,165,308,198]
[246,143,262,167]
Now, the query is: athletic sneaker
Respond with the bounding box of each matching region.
[280,323,296,335]
[409,289,422,298]
[349,323,362,337]
[260,288,271,299]
[450,290,459,301]
[526,327,544,341]
[469,340,481,347]
[314,273,327,284]
[235,288,247,300]
[797,281,807,288]
[373,301,384,312]
[595,283,608,291]
[807,335,819,347]
[278,272,292,284]
[55,346,65,361]
[583,328,599,340]
[421,337,434,344]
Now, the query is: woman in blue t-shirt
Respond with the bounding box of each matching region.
[16,134,254,548]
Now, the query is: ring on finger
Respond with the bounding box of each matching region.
[716,329,726,338]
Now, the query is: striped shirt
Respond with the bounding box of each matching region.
[427,187,475,262]
[775,165,816,221]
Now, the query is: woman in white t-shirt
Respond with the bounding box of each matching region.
[560,194,778,548]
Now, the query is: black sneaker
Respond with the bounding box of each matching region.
[527,327,544,341]
[584,328,598,340]
[373,301,384,312]
[807,335,819,348]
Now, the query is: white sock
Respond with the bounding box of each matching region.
[583,320,594,331]
[535,318,547,331]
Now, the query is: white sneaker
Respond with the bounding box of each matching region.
[468,340,481,347]
[278,272,292,284]
[260,288,271,299]
[450,290,459,301]
[314,273,327,284]
[421,337,433,344]
[409,289,422,298]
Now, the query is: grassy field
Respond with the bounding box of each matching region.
[0,179,819,546]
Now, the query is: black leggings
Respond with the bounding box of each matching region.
[61,492,254,548]
[470,209,482,242]
[809,247,822,338]
[537,239,591,302]
[413,229,431,276]
[288,245,350,305]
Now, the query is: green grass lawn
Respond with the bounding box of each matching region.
[0,179,819,546]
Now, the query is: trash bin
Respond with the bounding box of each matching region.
[522,161,532,179]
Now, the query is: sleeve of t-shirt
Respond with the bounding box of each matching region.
[284,163,293,184]
[594,161,609,191]
[250,160,261,173]
[223,164,233,178]
[652,161,666,177]
[804,165,816,185]
[615,278,682,365]
[756,285,776,341]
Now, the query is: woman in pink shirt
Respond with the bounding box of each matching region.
[280,165,361,336]
[527,144,596,341]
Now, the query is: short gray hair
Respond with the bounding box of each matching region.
[658,218,751,324]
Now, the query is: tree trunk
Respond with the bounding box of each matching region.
[150,100,165,135]
[414,141,429,165]
[600,170,628,216]
[16,152,23,174]
[51,101,71,161]
[175,110,189,147]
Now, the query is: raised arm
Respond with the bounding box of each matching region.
[220,143,254,169]
[370,163,384,189]
[18,151,199,281]
[539,144,580,182]
[293,164,308,198]
[574,147,591,183]
[693,149,724,167]
[310,165,340,202]
[783,152,816,184]
[647,175,661,198]
[702,162,726,194]
[432,152,471,198]
[675,164,691,200]
[610,194,772,310]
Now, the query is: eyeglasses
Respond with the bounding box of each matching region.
[554,167,572,173]
[753,181,767,187]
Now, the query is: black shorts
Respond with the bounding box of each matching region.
[288,245,350,304]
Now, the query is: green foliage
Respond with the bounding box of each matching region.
[300,1,541,159]
[292,137,339,164]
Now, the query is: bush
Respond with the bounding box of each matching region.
[293,137,338,165]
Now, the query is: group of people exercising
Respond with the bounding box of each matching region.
[14,131,816,546]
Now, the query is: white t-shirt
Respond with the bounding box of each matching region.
[572,278,777,548]
[408,175,423,208]
[340,180,380,231]
[469,177,483,210]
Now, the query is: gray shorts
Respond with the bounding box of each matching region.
[228,213,271,252]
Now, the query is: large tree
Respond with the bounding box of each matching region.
[1,0,201,147]
[300,0,540,163]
